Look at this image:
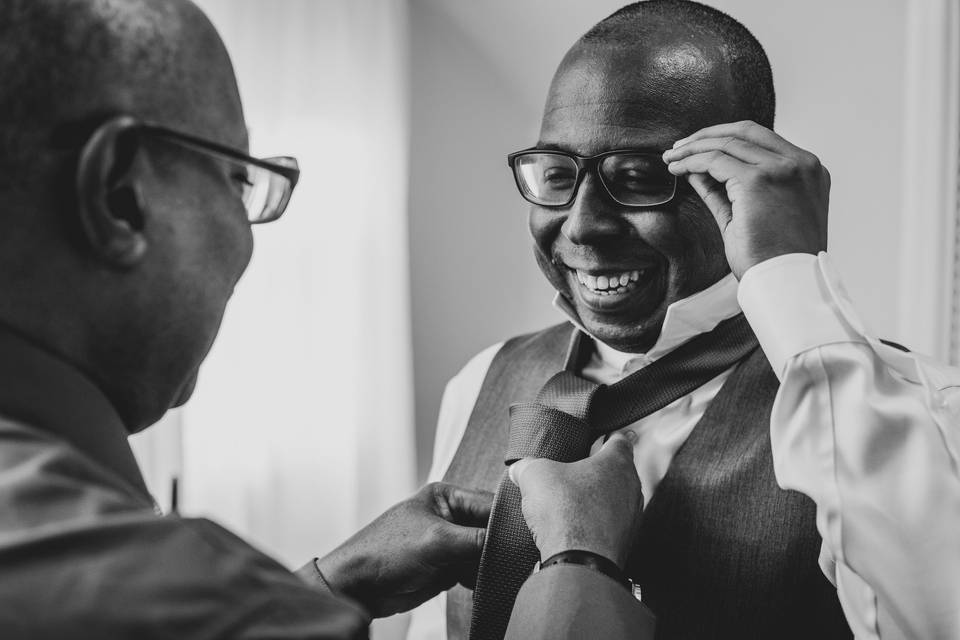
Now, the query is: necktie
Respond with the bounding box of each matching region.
[468,313,759,640]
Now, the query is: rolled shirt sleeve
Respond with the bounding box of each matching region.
[739,252,960,639]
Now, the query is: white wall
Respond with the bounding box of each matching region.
[408,0,909,480]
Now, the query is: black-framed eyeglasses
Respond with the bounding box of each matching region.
[138,123,300,225]
[507,148,677,208]
[54,115,301,225]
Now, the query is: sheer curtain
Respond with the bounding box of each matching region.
[134,0,415,585]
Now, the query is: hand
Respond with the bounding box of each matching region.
[316,482,492,618]
[509,430,642,569]
[662,120,830,279]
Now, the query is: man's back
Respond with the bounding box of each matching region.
[0,329,368,640]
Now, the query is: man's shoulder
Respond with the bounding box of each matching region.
[497,321,574,359]
[449,322,573,390]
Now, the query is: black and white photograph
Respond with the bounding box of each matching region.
[0,0,957,638]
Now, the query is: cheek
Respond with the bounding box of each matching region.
[528,207,561,250]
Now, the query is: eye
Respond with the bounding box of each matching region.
[232,169,254,188]
[542,166,576,188]
[604,157,670,194]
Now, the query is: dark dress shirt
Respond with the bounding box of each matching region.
[0,327,369,639]
[0,326,654,639]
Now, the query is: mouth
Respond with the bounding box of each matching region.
[564,264,664,313]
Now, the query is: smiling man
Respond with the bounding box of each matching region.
[408,1,960,639]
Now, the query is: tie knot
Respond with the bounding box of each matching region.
[505,402,595,465]
[535,370,603,420]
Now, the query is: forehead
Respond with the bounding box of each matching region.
[539,42,736,153]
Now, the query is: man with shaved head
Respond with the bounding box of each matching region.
[0,0,656,638]
[411,1,960,639]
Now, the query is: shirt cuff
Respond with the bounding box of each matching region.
[737,252,866,377]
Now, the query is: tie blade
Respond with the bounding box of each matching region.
[469,472,540,640]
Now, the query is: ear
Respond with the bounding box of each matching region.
[75,116,150,269]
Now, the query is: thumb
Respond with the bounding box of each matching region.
[431,521,486,561]
[688,173,733,232]
[508,458,531,487]
[594,430,637,464]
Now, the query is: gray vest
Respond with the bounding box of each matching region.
[443,323,851,640]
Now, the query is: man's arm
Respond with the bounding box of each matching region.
[505,563,655,640]
[508,432,655,640]
[738,252,960,639]
[665,122,960,638]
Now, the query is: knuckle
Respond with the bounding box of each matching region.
[422,521,447,548]
[799,151,821,171]
[771,158,800,179]
[424,481,442,500]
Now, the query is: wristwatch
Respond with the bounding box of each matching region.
[538,549,643,601]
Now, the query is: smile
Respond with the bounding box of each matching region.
[565,264,663,313]
[574,269,644,296]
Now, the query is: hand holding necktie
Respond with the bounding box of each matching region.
[509,430,642,569]
[317,482,492,618]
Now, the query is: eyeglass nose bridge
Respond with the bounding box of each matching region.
[568,154,639,209]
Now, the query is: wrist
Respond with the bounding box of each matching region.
[540,535,629,570]
[540,549,633,593]
[315,547,374,608]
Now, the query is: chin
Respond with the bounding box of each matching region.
[172,371,200,408]
[561,266,672,353]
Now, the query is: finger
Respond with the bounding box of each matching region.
[687,173,733,232]
[673,120,797,156]
[667,149,753,185]
[429,521,487,561]
[595,430,637,463]
[508,458,528,486]
[509,457,549,487]
[663,136,781,165]
[441,485,493,527]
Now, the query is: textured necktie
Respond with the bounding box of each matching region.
[468,313,759,640]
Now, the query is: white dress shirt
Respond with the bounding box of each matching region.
[407,252,960,640]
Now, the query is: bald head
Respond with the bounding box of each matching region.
[0,0,255,431]
[0,0,243,195]
[559,0,774,129]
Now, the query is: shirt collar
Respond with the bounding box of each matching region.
[554,273,742,374]
[0,324,151,499]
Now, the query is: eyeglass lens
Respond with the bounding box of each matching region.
[240,157,297,224]
[513,152,675,207]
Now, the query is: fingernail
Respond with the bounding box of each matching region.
[508,461,522,485]
[673,137,689,148]
[623,429,638,443]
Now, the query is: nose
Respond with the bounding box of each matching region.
[559,172,624,245]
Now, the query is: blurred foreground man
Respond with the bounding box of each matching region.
[0,1,652,638]
[410,1,960,639]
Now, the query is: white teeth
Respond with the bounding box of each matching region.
[574,268,649,293]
